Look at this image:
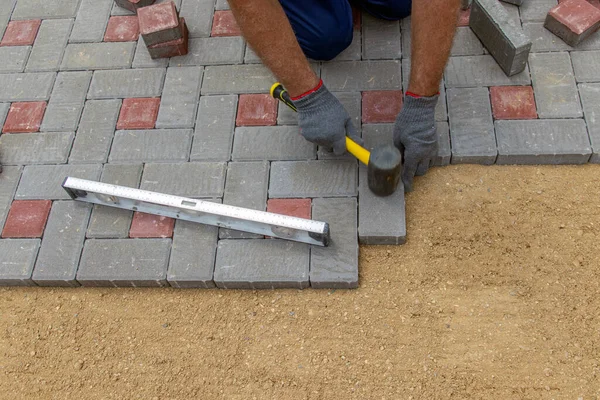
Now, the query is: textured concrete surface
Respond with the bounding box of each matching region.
[1,0,599,289]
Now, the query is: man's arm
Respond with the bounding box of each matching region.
[228,0,319,97]
[408,0,460,96]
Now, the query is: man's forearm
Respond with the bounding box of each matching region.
[228,0,319,97]
[408,0,460,96]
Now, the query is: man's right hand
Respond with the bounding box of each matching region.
[293,79,363,155]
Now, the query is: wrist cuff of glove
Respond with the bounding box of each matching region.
[405,90,440,99]
[291,79,324,101]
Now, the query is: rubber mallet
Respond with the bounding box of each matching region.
[271,83,402,197]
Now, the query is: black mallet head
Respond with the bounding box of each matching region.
[367,145,402,196]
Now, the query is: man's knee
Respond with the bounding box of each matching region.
[301,24,353,61]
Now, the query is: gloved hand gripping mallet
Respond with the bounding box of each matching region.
[271,83,402,197]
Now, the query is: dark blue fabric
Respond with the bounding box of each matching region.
[280,0,411,61]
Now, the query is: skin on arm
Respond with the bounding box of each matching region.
[408,0,461,96]
[228,0,320,97]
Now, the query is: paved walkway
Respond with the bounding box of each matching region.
[0,0,598,289]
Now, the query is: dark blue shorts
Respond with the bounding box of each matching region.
[280,0,411,61]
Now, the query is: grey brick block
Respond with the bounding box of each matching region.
[244,45,261,64]
[156,66,203,129]
[450,27,485,57]
[77,239,171,287]
[88,68,166,99]
[0,103,9,129]
[0,132,74,165]
[170,37,245,66]
[0,166,21,232]
[444,55,531,87]
[87,164,142,239]
[317,92,362,159]
[12,0,79,19]
[469,0,531,76]
[191,95,237,161]
[311,197,358,289]
[111,1,134,15]
[321,61,401,91]
[220,161,269,239]
[0,72,56,102]
[359,127,405,245]
[402,59,448,121]
[26,19,73,72]
[41,71,92,132]
[521,0,558,22]
[401,17,411,58]
[202,64,275,95]
[501,0,524,5]
[140,162,226,198]
[61,42,136,71]
[571,51,600,83]
[180,0,214,38]
[447,87,497,164]
[579,83,600,163]
[362,14,401,60]
[70,0,112,43]
[523,22,572,52]
[0,46,31,73]
[132,38,169,68]
[16,164,102,200]
[334,32,361,61]
[0,239,40,286]
[496,119,591,164]
[530,52,582,118]
[0,0,17,38]
[168,216,218,288]
[215,0,230,10]
[435,121,452,166]
[232,126,316,161]
[70,99,121,163]
[214,239,310,289]
[109,129,192,163]
[32,201,92,287]
[269,160,358,198]
[277,101,298,125]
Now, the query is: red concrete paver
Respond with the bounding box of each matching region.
[130,212,175,238]
[361,91,404,123]
[352,7,362,30]
[211,11,242,37]
[458,8,471,27]
[0,19,41,46]
[1,200,52,238]
[267,199,312,219]
[138,1,180,46]
[490,86,537,120]
[2,102,46,133]
[147,18,188,59]
[104,16,140,42]
[116,98,161,130]
[545,0,600,46]
[236,94,278,126]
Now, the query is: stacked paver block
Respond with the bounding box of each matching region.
[115,0,156,14]
[544,0,600,46]
[469,0,532,76]
[138,2,188,59]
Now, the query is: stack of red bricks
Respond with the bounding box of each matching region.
[138,1,189,59]
[545,0,600,46]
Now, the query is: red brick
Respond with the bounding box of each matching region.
[129,212,175,238]
[1,200,52,238]
[352,7,362,30]
[267,199,311,219]
[147,18,188,59]
[457,8,470,26]
[104,16,140,42]
[138,1,181,47]
[545,0,600,46]
[559,0,600,9]
[211,10,241,37]
[116,98,161,130]
[2,102,46,133]
[490,86,537,120]
[236,94,278,126]
[361,91,403,123]
[0,20,41,46]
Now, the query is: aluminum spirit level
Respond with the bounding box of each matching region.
[62,177,330,246]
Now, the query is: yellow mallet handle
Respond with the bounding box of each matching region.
[270,82,370,166]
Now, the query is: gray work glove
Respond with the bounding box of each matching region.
[393,93,439,192]
[293,81,363,155]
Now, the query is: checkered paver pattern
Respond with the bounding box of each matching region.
[0,0,599,289]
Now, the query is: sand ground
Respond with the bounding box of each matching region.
[1,165,599,399]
